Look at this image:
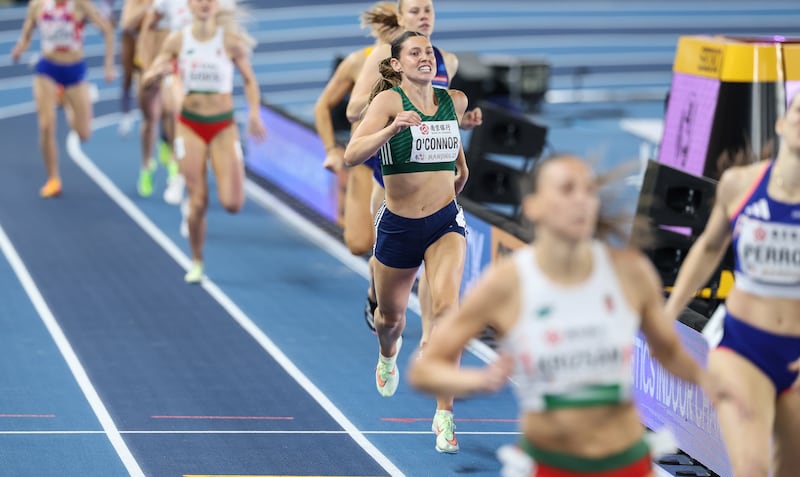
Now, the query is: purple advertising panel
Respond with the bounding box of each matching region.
[244,105,339,223]
[658,73,721,176]
[633,322,732,477]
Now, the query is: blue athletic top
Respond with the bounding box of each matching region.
[730,161,800,298]
[432,47,449,88]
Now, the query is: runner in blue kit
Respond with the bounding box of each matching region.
[11,0,115,198]
[665,89,800,476]
[344,31,470,454]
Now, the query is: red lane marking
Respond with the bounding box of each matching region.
[0,414,56,418]
[381,417,519,423]
[150,415,294,420]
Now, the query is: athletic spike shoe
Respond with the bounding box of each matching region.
[157,140,172,167]
[39,177,62,198]
[375,336,402,397]
[137,160,157,197]
[364,295,377,333]
[163,172,185,205]
[117,111,135,136]
[432,410,459,454]
[184,260,204,284]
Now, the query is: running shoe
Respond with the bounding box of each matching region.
[137,160,157,197]
[163,172,185,205]
[117,111,135,136]
[184,260,203,284]
[432,410,459,454]
[375,336,402,397]
[364,295,377,333]
[39,177,62,198]
[157,140,172,167]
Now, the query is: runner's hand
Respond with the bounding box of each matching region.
[460,107,483,131]
[247,112,267,142]
[391,110,421,134]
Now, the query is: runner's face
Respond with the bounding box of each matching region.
[394,35,435,83]
[524,157,600,242]
[189,0,218,21]
[398,0,435,37]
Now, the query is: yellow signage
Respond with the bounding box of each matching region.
[672,36,782,82]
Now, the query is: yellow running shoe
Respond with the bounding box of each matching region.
[158,140,172,167]
[137,160,157,197]
[184,260,204,284]
[39,177,62,198]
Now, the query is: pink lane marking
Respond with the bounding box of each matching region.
[381,417,519,423]
[150,415,294,420]
[0,414,56,418]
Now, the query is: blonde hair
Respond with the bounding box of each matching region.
[361,1,399,40]
[216,0,256,54]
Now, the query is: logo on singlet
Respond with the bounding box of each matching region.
[744,198,771,220]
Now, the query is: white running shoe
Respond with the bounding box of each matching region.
[118,111,135,136]
[180,199,189,238]
[375,336,402,397]
[163,174,185,205]
[432,410,459,454]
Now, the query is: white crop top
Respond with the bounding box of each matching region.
[178,26,234,94]
[38,0,84,54]
[498,242,639,412]
[152,0,192,32]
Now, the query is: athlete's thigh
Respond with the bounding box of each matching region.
[32,75,58,124]
[773,389,800,477]
[373,259,418,317]
[345,164,375,233]
[423,232,466,305]
[707,348,775,473]
[63,82,92,132]
[176,122,209,190]
[208,124,244,207]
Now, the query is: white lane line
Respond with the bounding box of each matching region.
[0,225,145,477]
[66,118,406,477]
[242,181,499,364]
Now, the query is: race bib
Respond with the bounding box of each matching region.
[41,21,75,49]
[409,120,460,164]
[735,215,800,284]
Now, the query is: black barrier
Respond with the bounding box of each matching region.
[461,102,548,220]
[636,160,717,237]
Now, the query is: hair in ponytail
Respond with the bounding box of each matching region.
[368,57,402,103]
[360,1,400,41]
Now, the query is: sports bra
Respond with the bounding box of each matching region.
[498,243,639,412]
[379,86,460,176]
[730,161,800,298]
[178,26,234,94]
